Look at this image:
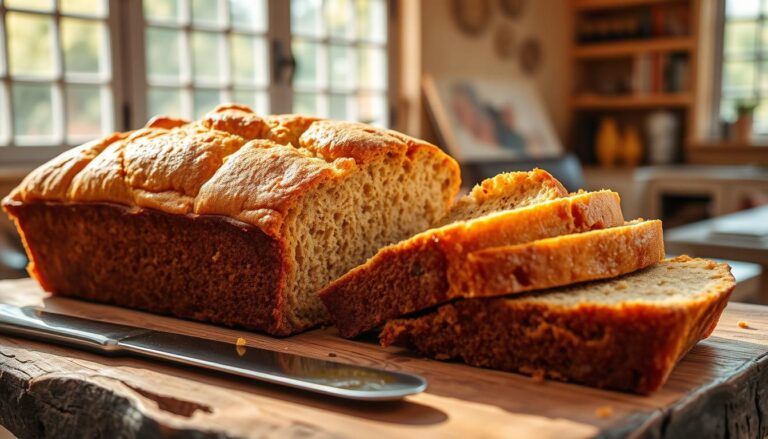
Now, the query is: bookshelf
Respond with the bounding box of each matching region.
[574,0,687,12]
[570,0,698,166]
[572,93,691,109]
[573,36,694,58]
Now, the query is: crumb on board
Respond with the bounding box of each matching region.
[328,352,337,357]
[738,320,750,329]
[236,345,247,357]
[236,337,247,346]
[595,405,614,419]
[530,370,546,384]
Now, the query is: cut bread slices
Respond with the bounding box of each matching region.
[456,219,665,298]
[319,173,624,338]
[381,256,735,394]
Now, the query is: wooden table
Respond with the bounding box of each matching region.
[666,206,768,300]
[1,278,767,439]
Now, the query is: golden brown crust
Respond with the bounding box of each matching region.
[319,190,625,338]
[8,133,127,202]
[195,140,354,238]
[460,220,665,297]
[7,104,456,240]
[381,257,735,394]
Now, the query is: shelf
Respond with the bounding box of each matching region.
[574,0,686,11]
[571,94,691,109]
[574,37,693,58]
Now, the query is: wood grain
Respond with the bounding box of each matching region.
[0,278,766,438]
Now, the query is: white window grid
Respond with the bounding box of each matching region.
[0,0,115,156]
[291,0,389,126]
[0,0,391,164]
[141,0,271,120]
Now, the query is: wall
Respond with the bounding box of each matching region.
[413,0,572,144]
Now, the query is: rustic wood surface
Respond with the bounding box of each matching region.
[0,278,766,439]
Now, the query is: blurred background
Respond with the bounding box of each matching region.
[0,0,766,302]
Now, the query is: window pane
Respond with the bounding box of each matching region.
[192,0,225,27]
[66,84,103,139]
[61,18,107,77]
[231,34,268,86]
[356,92,387,126]
[60,0,106,16]
[720,97,737,123]
[0,85,9,146]
[329,94,351,120]
[754,100,768,135]
[193,89,222,118]
[723,61,756,93]
[726,0,760,18]
[230,0,267,32]
[12,82,55,142]
[148,86,183,117]
[293,40,326,88]
[294,92,327,116]
[358,46,386,90]
[329,44,355,91]
[356,0,386,44]
[0,18,6,76]
[724,21,757,57]
[5,0,54,11]
[233,89,269,114]
[192,31,224,84]
[326,0,353,40]
[143,0,184,23]
[145,27,183,83]
[291,0,324,37]
[7,12,55,78]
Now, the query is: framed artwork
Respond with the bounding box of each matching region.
[423,75,562,162]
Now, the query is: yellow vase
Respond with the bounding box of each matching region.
[595,117,619,167]
[622,125,643,167]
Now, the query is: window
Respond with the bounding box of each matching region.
[0,0,115,160]
[141,0,270,119]
[720,0,768,136]
[291,0,389,126]
[0,0,390,164]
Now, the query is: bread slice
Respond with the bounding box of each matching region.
[319,173,625,337]
[3,105,461,335]
[457,219,665,297]
[381,256,735,394]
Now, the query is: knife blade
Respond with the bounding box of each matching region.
[0,304,427,401]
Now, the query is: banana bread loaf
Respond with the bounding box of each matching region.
[381,256,735,394]
[319,173,625,337]
[2,105,461,335]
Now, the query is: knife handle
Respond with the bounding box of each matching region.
[0,304,145,353]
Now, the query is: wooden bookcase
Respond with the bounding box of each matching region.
[569,0,699,166]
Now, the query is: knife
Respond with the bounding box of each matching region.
[0,304,427,401]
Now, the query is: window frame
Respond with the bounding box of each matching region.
[0,0,125,164]
[714,0,768,140]
[0,0,395,165]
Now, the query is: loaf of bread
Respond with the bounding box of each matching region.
[2,105,461,335]
[319,172,625,337]
[381,256,735,394]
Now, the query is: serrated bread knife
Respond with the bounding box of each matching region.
[0,304,427,401]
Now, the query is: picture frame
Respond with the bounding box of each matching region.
[423,75,563,163]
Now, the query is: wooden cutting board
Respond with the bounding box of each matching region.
[0,278,766,439]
